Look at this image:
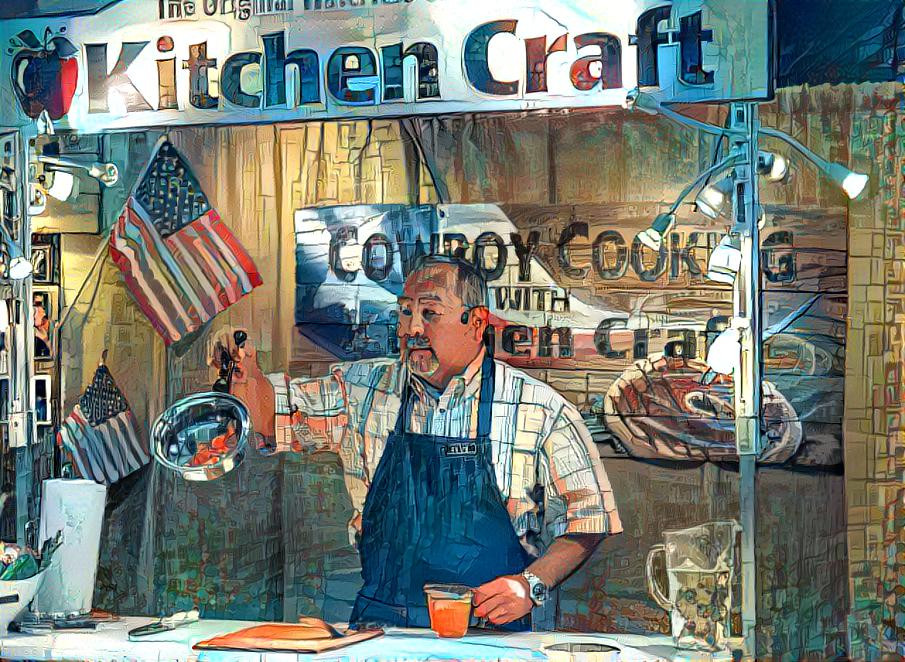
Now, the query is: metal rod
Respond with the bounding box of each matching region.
[667,153,742,214]
[729,102,761,657]
[758,126,833,171]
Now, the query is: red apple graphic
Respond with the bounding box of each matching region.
[10,28,78,121]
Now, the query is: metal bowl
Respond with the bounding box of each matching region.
[151,392,250,482]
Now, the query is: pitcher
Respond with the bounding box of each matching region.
[646,520,740,652]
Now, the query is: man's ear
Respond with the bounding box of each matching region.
[471,307,490,336]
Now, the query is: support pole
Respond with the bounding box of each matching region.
[11,127,35,548]
[728,102,761,658]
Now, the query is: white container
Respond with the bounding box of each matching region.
[0,569,46,633]
[31,479,107,617]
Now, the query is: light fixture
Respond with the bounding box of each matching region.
[637,212,675,252]
[44,169,76,201]
[705,325,741,375]
[0,224,32,281]
[706,234,741,284]
[635,150,744,252]
[624,89,870,199]
[37,156,119,187]
[756,151,788,182]
[825,162,869,199]
[759,126,868,199]
[695,177,734,219]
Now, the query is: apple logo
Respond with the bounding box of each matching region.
[9,27,78,121]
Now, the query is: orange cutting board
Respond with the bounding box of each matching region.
[193,623,384,653]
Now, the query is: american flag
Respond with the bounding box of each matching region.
[109,139,262,346]
[57,364,149,486]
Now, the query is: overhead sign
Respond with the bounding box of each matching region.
[0,0,772,131]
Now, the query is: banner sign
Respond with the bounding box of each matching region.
[0,0,772,131]
[293,203,844,467]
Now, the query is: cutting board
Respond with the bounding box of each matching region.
[193,623,384,653]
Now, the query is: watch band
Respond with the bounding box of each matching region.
[521,570,549,606]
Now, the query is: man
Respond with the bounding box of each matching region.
[280,255,622,629]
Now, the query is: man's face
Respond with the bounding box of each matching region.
[397,265,486,383]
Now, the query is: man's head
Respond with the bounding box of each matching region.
[397,255,489,388]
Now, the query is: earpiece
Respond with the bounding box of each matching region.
[461,310,470,324]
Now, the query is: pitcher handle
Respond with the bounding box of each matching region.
[646,544,672,611]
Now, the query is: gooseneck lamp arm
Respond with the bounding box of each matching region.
[667,154,742,215]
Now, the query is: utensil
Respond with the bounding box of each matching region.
[151,392,250,482]
[129,609,200,638]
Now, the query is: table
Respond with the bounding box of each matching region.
[0,617,732,661]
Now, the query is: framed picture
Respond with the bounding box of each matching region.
[32,375,51,425]
[31,245,52,283]
[30,234,59,284]
[33,289,55,361]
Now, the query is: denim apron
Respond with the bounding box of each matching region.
[349,356,531,630]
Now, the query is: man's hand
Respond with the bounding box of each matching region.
[472,575,533,625]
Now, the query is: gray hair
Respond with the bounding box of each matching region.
[409,254,487,309]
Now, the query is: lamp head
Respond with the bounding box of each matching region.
[45,169,76,201]
[695,177,734,219]
[705,234,741,284]
[821,162,868,199]
[705,326,741,375]
[757,151,789,183]
[636,212,675,252]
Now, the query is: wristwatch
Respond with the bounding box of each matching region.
[521,570,549,606]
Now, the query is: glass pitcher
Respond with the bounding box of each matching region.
[646,520,740,652]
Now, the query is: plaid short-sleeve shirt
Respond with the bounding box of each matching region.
[280,354,622,555]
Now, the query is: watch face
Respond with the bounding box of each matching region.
[532,583,546,600]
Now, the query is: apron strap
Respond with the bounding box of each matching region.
[476,356,495,439]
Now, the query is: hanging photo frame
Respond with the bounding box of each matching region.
[30,234,59,284]
[31,245,52,283]
[31,374,51,425]
[33,288,56,362]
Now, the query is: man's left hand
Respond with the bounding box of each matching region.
[473,575,533,625]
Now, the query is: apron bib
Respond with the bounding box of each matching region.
[350,356,531,630]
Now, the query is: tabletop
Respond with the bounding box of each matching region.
[0,617,733,661]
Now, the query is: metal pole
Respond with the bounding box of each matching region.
[728,102,761,657]
[11,127,35,547]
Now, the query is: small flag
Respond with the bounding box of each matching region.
[57,363,149,486]
[109,139,262,346]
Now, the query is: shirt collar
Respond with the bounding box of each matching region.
[409,349,486,404]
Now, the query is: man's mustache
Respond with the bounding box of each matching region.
[404,336,432,350]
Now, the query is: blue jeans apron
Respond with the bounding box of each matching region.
[350,356,531,630]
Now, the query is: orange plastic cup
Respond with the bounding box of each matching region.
[424,584,474,638]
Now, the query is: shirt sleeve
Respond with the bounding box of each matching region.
[283,367,355,455]
[538,402,623,538]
